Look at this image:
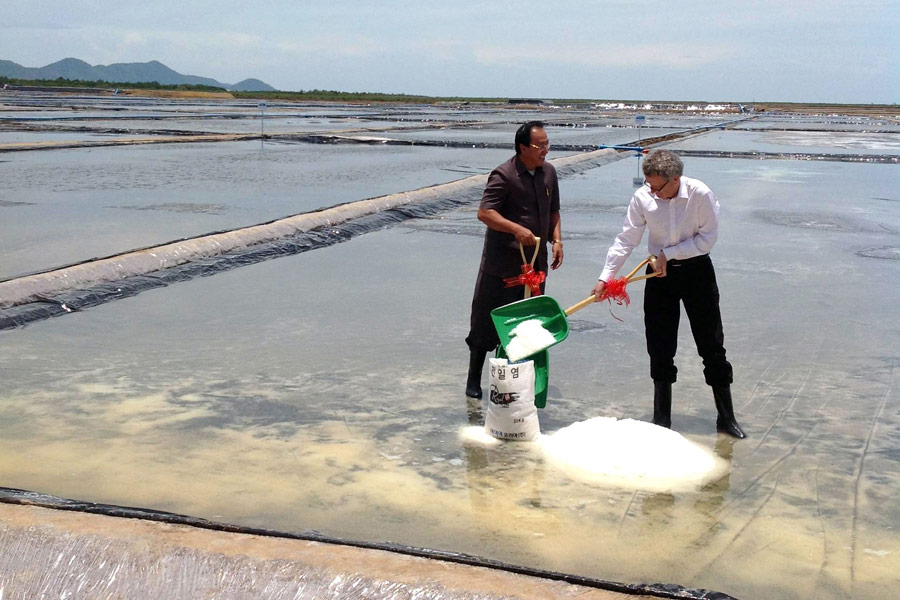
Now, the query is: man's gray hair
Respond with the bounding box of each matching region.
[642,149,684,179]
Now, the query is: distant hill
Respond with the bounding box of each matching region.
[230,78,273,92]
[0,58,275,92]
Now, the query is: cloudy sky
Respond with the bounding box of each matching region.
[3,1,897,103]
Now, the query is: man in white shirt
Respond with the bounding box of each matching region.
[591,149,746,438]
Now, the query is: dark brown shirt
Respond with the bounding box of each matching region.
[478,155,560,277]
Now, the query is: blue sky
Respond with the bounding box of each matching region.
[3,1,897,103]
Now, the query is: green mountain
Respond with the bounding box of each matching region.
[0,58,275,91]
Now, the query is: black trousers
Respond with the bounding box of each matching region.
[643,254,733,386]
[466,271,544,352]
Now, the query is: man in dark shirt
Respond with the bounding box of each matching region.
[465,121,563,398]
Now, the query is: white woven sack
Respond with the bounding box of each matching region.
[484,357,540,441]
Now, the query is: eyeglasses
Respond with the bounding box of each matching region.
[645,178,672,194]
[529,142,550,151]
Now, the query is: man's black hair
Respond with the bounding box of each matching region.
[514,121,544,155]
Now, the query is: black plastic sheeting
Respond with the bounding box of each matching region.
[1,143,639,328]
[272,133,646,154]
[0,486,737,600]
[0,124,748,330]
[0,191,478,330]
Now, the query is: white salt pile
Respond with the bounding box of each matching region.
[539,417,730,492]
[459,425,504,446]
[505,319,556,362]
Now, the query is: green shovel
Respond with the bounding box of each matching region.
[492,295,595,409]
[491,255,660,361]
[491,294,597,361]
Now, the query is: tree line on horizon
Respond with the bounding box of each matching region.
[0,76,225,93]
[230,89,509,103]
[0,75,510,103]
[2,76,895,110]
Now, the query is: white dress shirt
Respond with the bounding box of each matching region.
[599,175,720,282]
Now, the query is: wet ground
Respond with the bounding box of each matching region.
[0,93,898,599]
[0,502,664,600]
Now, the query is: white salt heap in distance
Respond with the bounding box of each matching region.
[505,319,556,362]
[539,417,730,492]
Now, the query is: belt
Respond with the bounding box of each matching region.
[667,253,709,267]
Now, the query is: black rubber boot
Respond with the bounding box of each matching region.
[713,385,747,438]
[652,381,672,428]
[465,349,487,399]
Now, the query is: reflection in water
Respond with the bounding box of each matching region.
[640,438,734,532]
[1,365,745,588]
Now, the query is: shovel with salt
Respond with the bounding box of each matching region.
[491,255,660,363]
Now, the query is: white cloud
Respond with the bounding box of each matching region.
[276,35,388,58]
[472,42,735,70]
[121,32,147,46]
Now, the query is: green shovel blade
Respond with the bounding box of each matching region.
[490,295,570,361]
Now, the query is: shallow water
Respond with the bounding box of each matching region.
[0,98,898,599]
[0,141,511,279]
[732,113,900,133]
[0,130,147,144]
[664,129,900,155]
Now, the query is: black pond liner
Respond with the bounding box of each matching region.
[0,122,753,330]
[0,145,634,329]
[0,191,479,330]
[0,486,738,600]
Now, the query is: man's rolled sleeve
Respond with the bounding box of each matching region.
[600,197,646,281]
[480,169,508,211]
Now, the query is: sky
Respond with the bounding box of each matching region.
[3,1,898,104]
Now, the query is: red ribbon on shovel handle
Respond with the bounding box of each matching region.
[503,237,544,298]
[599,276,631,306]
[597,255,661,321]
[503,264,546,296]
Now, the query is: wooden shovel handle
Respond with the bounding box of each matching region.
[519,237,541,299]
[518,236,541,266]
[624,254,655,281]
[562,256,659,318]
[627,272,660,283]
[565,295,598,316]
[565,271,656,316]
[566,257,659,315]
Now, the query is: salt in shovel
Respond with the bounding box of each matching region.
[491,255,659,362]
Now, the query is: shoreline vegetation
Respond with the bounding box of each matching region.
[1,76,897,116]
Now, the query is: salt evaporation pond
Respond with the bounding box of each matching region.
[664,128,900,156]
[0,141,514,279]
[1,96,898,599]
